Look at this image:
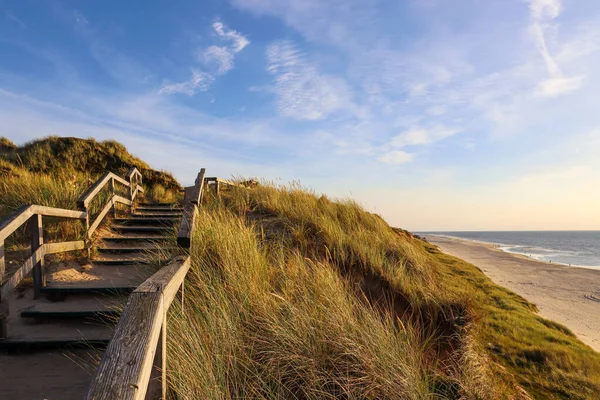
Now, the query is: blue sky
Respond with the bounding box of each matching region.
[1,0,600,230]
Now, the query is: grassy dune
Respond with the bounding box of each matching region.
[0,136,181,251]
[167,182,600,399]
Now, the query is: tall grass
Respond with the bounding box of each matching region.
[167,183,508,399]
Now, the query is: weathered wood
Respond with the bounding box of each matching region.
[78,172,111,208]
[176,203,197,248]
[136,257,191,302]
[85,257,190,399]
[0,239,4,281]
[0,205,35,241]
[85,292,164,400]
[78,172,130,208]
[0,245,45,302]
[88,199,114,237]
[31,214,45,299]
[189,169,206,205]
[44,240,86,254]
[32,205,87,219]
[114,195,133,206]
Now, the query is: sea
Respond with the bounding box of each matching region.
[418,231,600,268]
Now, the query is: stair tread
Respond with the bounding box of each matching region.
[113,225,173,229]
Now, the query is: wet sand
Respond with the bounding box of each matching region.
[427,235,600,352]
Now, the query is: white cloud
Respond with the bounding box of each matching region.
[5,11,27,29]
[266,40,353,120]
[535,75,585,97]
[390,126,461,148]
[212,20,250,52]
[378,150,414,165]
[203,46,234,75]
[160,20,249,96]
[158,70,214,96]
[527,0,584,98]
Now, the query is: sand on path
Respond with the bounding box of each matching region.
[427,235,600,352]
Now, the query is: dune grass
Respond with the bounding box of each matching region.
[167,182,600,399]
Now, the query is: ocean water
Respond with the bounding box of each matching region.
[420,231,600,268]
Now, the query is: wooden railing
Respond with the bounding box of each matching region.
[0,205,87,337]
[0,167,144,338]
[86,169,206,400]
[78,167,144,237]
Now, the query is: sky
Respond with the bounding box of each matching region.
[1,0,599,231]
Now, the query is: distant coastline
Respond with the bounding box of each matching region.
[418,231,600,270]
[427,235,600,352]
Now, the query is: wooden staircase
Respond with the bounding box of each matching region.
[0,203,182,351]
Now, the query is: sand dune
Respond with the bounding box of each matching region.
[427,235,600,352]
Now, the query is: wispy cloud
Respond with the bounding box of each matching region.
[528,0,585,97]
[212,20,250,52]
[158,70,214,95]
[266,40,353,120]
[159,19,249,96]
[5,11,27,29]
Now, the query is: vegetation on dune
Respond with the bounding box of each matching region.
[0,136,180,193]
[167,182,600,399]
[3,136,599,398]
[0,136,181,251]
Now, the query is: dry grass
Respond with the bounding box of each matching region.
[167,183,513,399]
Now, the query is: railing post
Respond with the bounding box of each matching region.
[0,239,4,280]
[31,214,45,299]
[109,176,115,218]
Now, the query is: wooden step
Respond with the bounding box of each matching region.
[113,217,179,225]
[41,286,136,296]
[138,203,180,207]
[112,225,174,233]
[91,258,150,266]
[136,206,183,212]
[97,246,177,254]
[131,212,182,218]
[101,235,172,243]
[0,337,110,351]
[21,309,120,319]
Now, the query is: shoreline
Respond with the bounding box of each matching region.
[426,233,599,271]
[426,234,600,352]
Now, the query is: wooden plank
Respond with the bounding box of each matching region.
[78,172,130,208]
[85,292,164,400]
[112,174,130,187]
[0,245,45,301]
[88,199,114,237]
[215,178,242,188]
[31,214,45,299]
[189,168,206,205]
[31,205,87,219]
[176,203,197,248]
[136,257,191,306]
[44,240,86,254]
[0,205,35,242]
[78,172,111,208]
[0,240,4,280]
[114,195,133,206]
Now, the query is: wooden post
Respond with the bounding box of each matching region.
[215,180,220,200]
[31,214,45,299]
[0,239,4,280]
[109,176,115,218]
[0,238,5,337]
[160,312,167,399]
[0,291,7,338]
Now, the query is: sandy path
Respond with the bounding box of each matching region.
[427,235,600,352]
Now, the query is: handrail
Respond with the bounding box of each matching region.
[86,168,206,399]
[0,166,142,338]
[177,168,205,248]
[85,256,191,400]
[79,168,144,238]
[0,205,88,337]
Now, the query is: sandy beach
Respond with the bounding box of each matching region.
[427,235,600,352]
